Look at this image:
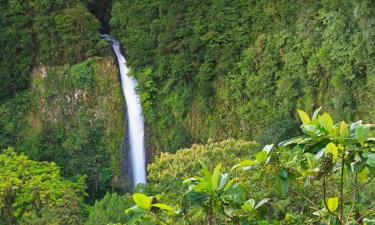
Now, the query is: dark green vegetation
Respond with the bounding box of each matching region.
[111,0,375,153]
[1,0,375,224]
[0,0,124,201]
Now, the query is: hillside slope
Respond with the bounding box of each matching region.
[110,0,375,153]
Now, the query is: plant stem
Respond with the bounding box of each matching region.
[345,173,357,225]
[323,177,339,220]
[208,197,212,225]
[339,153,345,224]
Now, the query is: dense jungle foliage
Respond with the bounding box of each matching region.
[111,0,375,152]
[1,0,375,224]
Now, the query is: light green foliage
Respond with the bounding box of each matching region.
[86,193,132,225]
[111,0,375,153]
[147,139,260,196]
[21,190,83,225]
[0,148,85,225]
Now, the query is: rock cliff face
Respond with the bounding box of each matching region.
[25,53,126,196]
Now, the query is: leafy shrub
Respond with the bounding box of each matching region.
[86,193,132,225]
[147,139,260,196]
[70,59,96,89]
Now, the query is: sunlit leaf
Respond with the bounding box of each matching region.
[240,160,257,166]
[133,193,152,210]
[319,113,333,133]
[297,109,311,125]
[241,199,255,212]
[152,203,174,211]
[325,142,338,162]
[339,121,349,138]
[211,163,222,190]
[326,197,338,212]
[254,198,269,210]
[358,167,369,184]
[312,107,322,120]
[256,151,268,164]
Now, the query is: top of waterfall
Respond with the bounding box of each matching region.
[100,34,119,46]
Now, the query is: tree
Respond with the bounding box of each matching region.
[0,148,86,224]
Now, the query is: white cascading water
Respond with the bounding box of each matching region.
[101,34,146,186]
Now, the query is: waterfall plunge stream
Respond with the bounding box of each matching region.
[102,35,146,186]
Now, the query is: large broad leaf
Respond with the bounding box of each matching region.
[327,197,339,212]
[133,193,152,210]
[325,142,338,162]
[355,125,369,144]
[297,109,311,125]
[218,173,229,191]
[211,163,222,190]
[187,191,209,206]
[301,125,322,136]
[221,184,245,204]
[275,176,288,198]
[319,113,333,133]
[278,136,304,147]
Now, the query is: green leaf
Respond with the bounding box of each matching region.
[256,151,268,164]
[358,168,369,184]
[325,142,338,162]
[152,203,174,211]
[254,198,269,210]
[263,144,274,154]
[240,160,257,166]
[327,197,339,212]
[355,125,369,144]
[297,109,311,125]
[339,121,349,138]
[241,199,255,212]
[218,173,229,190]
[304,153,319,169]
[187,191,209,206]
[221,184,245,204]
[275,177,288,197]
[211,163,222,190]
[319,113,333,133]
[312,107,322,120]
[199,161,212,189]
[133,193,152,210]
[366,153,375,168]
[278,136,304,147]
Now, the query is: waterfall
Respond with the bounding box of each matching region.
[101,34,146,186]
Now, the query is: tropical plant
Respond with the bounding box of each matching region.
[119,109,374,224]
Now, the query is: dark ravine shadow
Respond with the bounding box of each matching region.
[88,0,113,33]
